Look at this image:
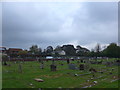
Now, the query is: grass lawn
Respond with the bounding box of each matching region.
[2,59,120,88]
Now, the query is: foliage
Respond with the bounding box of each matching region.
[46,46,53,55]
[29,45,42,55]
[62,45,76,56]
[102,43,120,58]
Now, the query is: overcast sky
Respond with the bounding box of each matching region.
[2,2,118,51]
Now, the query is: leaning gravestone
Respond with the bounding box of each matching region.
[68,63,77,70]
[79,64,85,70]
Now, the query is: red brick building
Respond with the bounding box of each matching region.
[8,48,23,55]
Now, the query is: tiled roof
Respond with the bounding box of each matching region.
[8,48,22,51]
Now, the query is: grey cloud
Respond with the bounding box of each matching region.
[2,2,118,50]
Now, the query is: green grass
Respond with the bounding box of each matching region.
[2,59,120,88]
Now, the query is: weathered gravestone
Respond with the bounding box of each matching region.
[40,63,44,69]
[18,64,22,73]
[81,60,83,63]
[50,64,57,71]
[67,59,70,64]
[84,64,90,70]
[68,63,77,70]
[83,60,86,63]
[79,64,85,70]
[38,59,41,63]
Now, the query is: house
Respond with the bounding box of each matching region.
[58,50,66,55]
[8,48,23,55]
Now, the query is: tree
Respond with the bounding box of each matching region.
[62,45,76,56]
[54,45,62,51]
[76,45,82,50]
[46,46,53,55]
[102,43,120,58]
[29,45,41,55]
[54,45,62,56]
[76,45,90,56]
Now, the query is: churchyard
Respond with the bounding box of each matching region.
[2,58,120,88]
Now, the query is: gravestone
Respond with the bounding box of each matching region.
[83,61,86,63]
[72,59,74,61]
[111,68,114,71]
[40,63,44,69]
[85,64,90,70]
[67,59,70,64]
[81,60,83,63]
[18,64,22,73]
[106,62,112,67]
[109,72,112,75]
[89,68,97,72]
[68,63,77,70]
[50,64,57,71]
[38,59,41,63]
[114,60,120,66]
[79,64,84,70]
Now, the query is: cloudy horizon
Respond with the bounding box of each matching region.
[2,2,118,51]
